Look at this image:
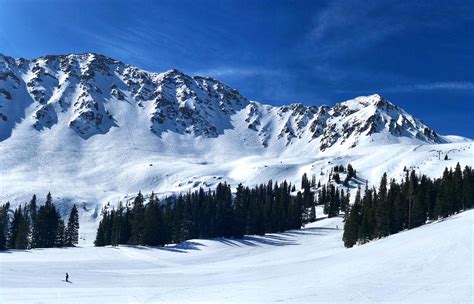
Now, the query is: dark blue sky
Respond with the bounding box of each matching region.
[1,0,473,137]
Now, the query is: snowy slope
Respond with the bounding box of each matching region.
[0,53,473,233]
[0,209,472,303]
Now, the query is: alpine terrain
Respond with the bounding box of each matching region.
[0,53,473,303]
[0,53,472,214]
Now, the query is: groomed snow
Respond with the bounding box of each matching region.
[1,209,472,303]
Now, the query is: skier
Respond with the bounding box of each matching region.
[65,273,69,282]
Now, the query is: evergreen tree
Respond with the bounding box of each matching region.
[9,206,23,249]
[142,193,165,246]
[358,186,375,243]
[462,165,474,210]
[233,184,246,238]
[27,195,37,243]
[341,189,350,220]
[347,164,355,179]
[33,193,61,248]
[342,165,474,247]
[55,219,66,247]
[0,203,8,250]
[343,186,362,248]
[65,204,80,246]
[376,173,390,237]
[16,206,30,249]
[94,208,109,246]
[129,191,145,245]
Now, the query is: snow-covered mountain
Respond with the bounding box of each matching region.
[0,53,447,147]
[0,53,472,232]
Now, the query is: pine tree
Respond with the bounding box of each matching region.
[8,205,30,249]
[94,208,109,246]
[462,166,474,210]
[301,173,309,190]
[342,165,474,247]
[15,206,30,249]
[341,189,350,220]
[65,204,80,247]
[55,219,66,247]
[358,186,375,243]
[233,184,246,238]
[0,203,10,250]
[453,163,463,212]
[27,195,37,243]
[376,173,390,237]
[434,168,451,218]
[347,164,354,179]
[33,193,61,248]
[142,193,165,246]
[129,191,145,245]
[343,186,362,248]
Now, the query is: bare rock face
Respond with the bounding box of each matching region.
[33,103,58,130]
[0,53,446,149]
[149,71,247,137]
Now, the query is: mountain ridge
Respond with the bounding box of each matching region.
[0,53,454,149]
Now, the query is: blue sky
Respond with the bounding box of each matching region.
[1,0,473,137]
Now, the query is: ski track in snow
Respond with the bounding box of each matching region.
[0,209,472,303]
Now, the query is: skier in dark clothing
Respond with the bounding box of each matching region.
[65,273,69,282]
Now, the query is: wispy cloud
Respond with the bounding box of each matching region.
[384,82,474,93]
[338,81,474,94]
[304,0,406,59]
[303,0,474,60]
[191,67,281,78]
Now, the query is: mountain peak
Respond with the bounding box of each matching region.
[339,93,394,110]
[0,52,450,147]
[162,68,185,76]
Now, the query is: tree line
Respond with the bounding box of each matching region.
[343,163,474,248]
[4,162,470,251]
[95,178,317,247]
[0,193,79,250]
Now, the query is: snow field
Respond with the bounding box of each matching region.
[1,209,472,303]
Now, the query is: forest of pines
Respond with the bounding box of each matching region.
[343,163,474,248]
[0,163,472,251]
[0,193,79,250]
[95,163,473,249]
[94,179,317,246]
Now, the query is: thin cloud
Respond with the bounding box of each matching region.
[191,67,281,78]
[337,81,474,94]
[305,0,406,59]
[386,82,474,92]
[304,0,474,60]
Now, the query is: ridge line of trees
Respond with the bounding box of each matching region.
[95,179,317,246]
[94,164,362,247]
[2,162,471,251]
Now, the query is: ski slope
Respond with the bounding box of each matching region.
[1,209,472,303]
[3,139,472,245]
